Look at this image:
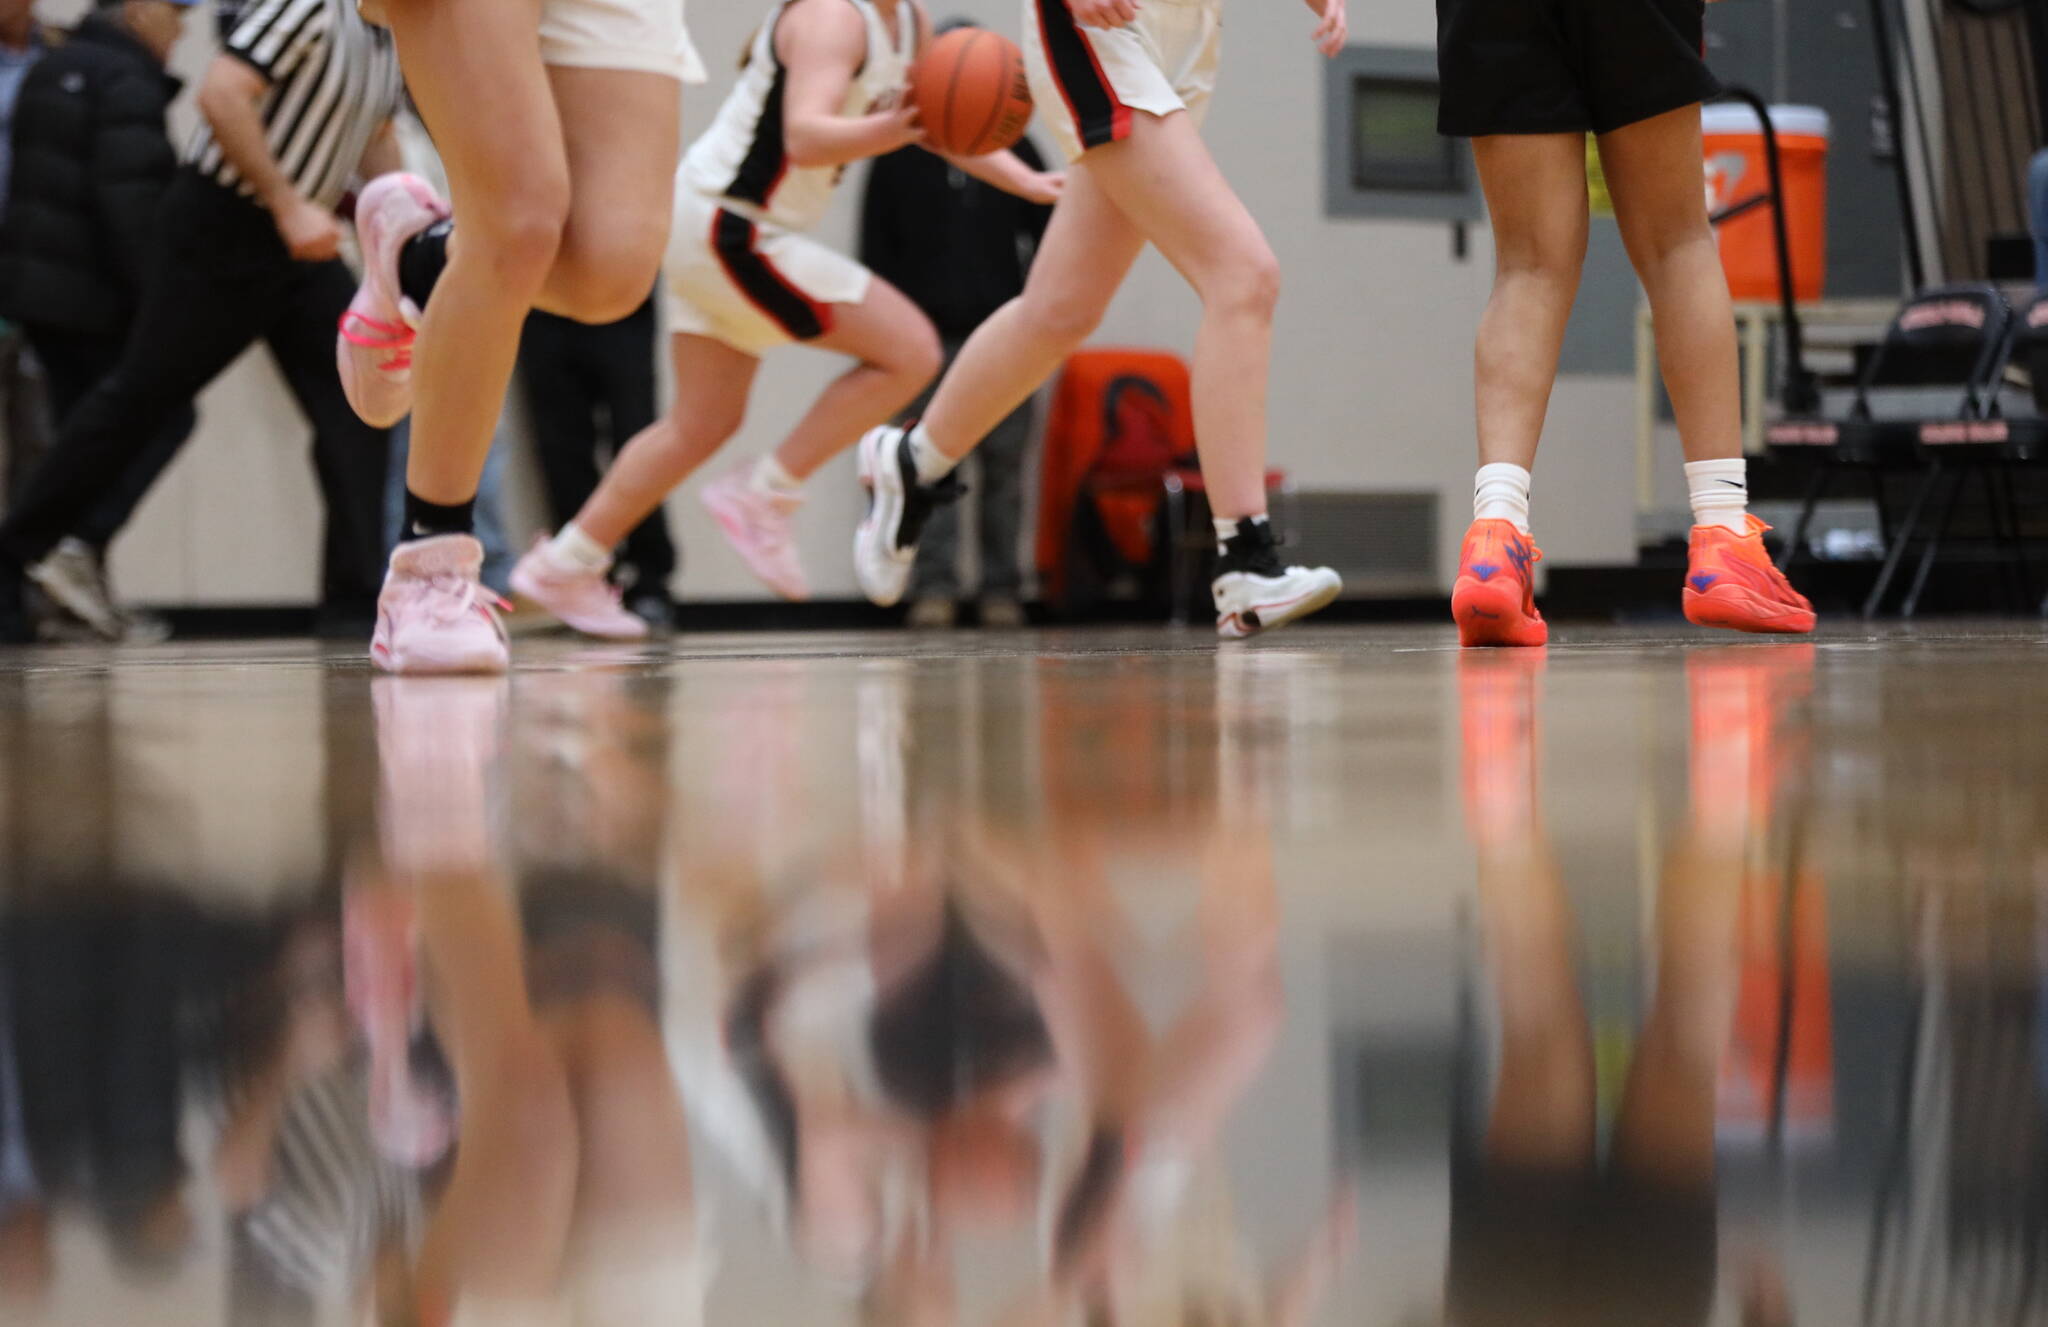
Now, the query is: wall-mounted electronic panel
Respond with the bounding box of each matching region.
[1324,45,1483,222]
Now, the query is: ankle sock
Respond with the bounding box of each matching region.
[1685,458,1750,532]
[1473,463,1533,534]
[906,423,955,485]
[401,490,474,542]
[1215,513,1270,557]
[546,522,612,574]
[397,219,453,311]
[750,455,804,498]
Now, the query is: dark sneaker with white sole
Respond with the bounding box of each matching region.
[1210,518,1343,639]
[854,424,965,608]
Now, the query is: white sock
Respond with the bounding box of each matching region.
[546,521,611,574]
[1214,513,1267,555]
[906,424,956,485]
[750,455,803,497]
[1473,463,1533,534]
[1685,458,1750,532]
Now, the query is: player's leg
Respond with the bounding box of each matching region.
[1073,112,1343,637]
[853,167,1144,608]
[535,66,681,325]
[512,333,757,638]
[706,277,942,603]
[368,0,569,672]
[1601,108,1813,633]
[1451,133,1586,647]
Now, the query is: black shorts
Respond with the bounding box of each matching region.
[1437,0,1722,138]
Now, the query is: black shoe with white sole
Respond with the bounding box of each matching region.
[854,425,965,607]
[1210,517,1343,639]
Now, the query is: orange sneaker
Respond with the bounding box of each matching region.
[1452,519,1548,647]
[1683,517,1816,635]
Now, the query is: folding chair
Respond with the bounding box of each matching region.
[1909,294,2048,614]
[1766,283,2015,617]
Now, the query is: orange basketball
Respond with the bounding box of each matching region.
[910,28,1033,157]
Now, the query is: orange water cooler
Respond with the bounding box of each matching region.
[1703,104,1832,303]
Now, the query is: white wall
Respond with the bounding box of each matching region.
[72,0,1644,608]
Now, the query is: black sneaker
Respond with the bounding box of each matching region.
[1210,518,1343,639]
[854,425,964,607]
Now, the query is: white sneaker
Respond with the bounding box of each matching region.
[1211,518,1342,639]
[508,538,649,641]
[854,426,963,607]
[371,534,510,674]
[27,537,123,640]
[338,173,447,429]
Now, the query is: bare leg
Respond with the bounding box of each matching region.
[536,66,682,325]
[917,164,1146,463]
[1062,111,1283,519]
[1469,133,1590,472]
[384,0,567,507]
[569,333,758,550]
[772,279,943,480]
[1600,106,1742,464]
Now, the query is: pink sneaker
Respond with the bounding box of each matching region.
[371,534,510,674]
[338,173,447,429]
[509,538,650,640]
[701,467,810,601]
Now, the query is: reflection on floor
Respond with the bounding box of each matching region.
[0,623,2044,1325]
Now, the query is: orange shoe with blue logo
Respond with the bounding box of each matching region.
[1452,518,1548,647]
[1683,516,1816,635]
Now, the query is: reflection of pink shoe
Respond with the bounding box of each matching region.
[371,535,510,675]
[337,173,446,428]
[701,468,809,601]
[509,539,649,640]
[343,883,454,1169]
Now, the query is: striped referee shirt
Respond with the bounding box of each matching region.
[187,0,404,212]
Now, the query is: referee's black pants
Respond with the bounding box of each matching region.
[518,298,677,595]
[0,170,390,613]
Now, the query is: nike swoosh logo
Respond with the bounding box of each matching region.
[1717,479,1746,488]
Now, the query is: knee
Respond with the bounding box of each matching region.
[890,319,944,387]
[472,180,572,293]
[1205,241,1282,323]
[1494,231,1587,287]
[1021,286,1108,348]
[548,212,668,325]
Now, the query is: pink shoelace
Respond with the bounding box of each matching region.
[340,310,415,372]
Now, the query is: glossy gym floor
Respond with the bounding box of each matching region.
[0,622,2042,1325]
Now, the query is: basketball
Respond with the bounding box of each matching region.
[910,28,1034,157]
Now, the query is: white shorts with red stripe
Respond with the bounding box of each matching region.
[1022,0,1221,163]
[663,188,873,356]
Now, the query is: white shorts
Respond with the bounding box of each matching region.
[1022,0,1221,163]
[540,0,707,81]
[663,189,872,356]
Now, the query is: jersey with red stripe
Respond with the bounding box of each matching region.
[680,0,916,233]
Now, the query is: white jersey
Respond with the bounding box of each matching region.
[680,0,918,232]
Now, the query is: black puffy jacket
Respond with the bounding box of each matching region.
[0,16,179,336]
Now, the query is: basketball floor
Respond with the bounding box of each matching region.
[1,621,2042,1323]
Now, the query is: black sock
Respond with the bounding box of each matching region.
[401,489,475,542]
[397,219,453,309]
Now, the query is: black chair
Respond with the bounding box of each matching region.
[1905,293,2048,615]
[1766,283,2015,617]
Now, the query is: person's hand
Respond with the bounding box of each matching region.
[877,100,926,152]
[272,193,342,262]
[1310,0,1347,56]
[1071,0,1138,30]
[1021,170,1066,206]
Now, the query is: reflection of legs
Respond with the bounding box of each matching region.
[771,279,942,481]
[411,873,578,1310]
[1461,654,1594,1167]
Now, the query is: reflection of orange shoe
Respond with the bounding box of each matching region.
[1452,519,1547,647]
[1686,643,1817,834]
[1683,517,1816,635]
[1458,649,1546,842]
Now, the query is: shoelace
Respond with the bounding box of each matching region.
[340,311,415,372]
[898,473,966,552]
[423,575,511,626]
